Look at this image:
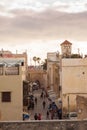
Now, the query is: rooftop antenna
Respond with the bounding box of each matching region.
[16,50,18,54]
[30,57,32,66]
[78,48,80,54]
[25,49,27,53]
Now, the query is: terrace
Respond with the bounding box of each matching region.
[0,59,24,75]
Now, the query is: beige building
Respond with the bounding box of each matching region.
[47,40,72,96]
[0,50,28,121]
[0,64,23,121]
[47,40,87,119]
[61,58,87,114]
[47,52,60,97]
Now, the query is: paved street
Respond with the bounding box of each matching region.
[28,89,49,120]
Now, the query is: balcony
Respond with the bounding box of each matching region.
[5,66,19,75]
[0,66,19,75]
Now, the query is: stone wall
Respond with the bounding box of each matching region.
[76,95,87,119]
[0,120,87,130]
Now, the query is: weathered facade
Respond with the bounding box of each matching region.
[47,40,87,119]
[47,52,60,96]
[0,65,23,121]
[76,95,87,119]
[61,58,87,114]
[0,51,28,121]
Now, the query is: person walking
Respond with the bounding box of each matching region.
[40,91,43,99]
[38,113,42,120]
[57,108,62,119]
[34,113,38,120]
[35,97,37,105]
[31,101,34,110]
[46,110,50,119]
[42,100,46,109]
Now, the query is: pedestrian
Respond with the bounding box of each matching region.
[38,113,42,120]
[57,108,62,119]
[51,110,54,120]
[34,113,38,120]
[31,101,34,110]
[46,110,49,119]
[43,94,46,99]
[42,100,46,109]
[40,91,43,98]
[35,97,37,105]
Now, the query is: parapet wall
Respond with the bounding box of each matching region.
[0,120,87,130]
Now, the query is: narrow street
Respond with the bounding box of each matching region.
[28,89,49,120]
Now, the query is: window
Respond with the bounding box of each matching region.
[1,92,11,102]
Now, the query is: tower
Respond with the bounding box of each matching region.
[60,40,72,58]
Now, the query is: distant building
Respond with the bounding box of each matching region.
[47,52,60,97]
[28,66,47,89]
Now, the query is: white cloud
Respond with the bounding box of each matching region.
[0,9,87,43]
[0,0,87,65]
[53,1,87,13]
[0,0,87,13]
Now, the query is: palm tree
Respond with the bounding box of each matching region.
[41,59,47,70]
[37,57,41,65]
[33,56,37,66]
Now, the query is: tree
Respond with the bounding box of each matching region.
[41,59,47,70]
[37,57,41,65]
[71,54,82,58]
[33,56,37,66]
[33,56,41,66]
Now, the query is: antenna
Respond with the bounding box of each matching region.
[16,50,18,54]
[30,57,32,66]
[78,48,80,54]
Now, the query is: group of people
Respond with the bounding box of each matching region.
[27,87,62,120]
[27,95,37,110]
[33,90,47,120]
[34,113,42,120]
[48,100,62,119]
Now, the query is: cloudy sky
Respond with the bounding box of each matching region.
[0,0,87,64]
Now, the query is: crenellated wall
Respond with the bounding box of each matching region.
[0,120,87,130]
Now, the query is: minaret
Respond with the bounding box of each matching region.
[60,40,72,58]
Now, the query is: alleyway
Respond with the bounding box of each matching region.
[28,89,49,120]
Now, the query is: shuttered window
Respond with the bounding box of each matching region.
[2,92,11,102]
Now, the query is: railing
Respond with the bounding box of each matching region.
[0,66,19,75]
[5,66,19,75]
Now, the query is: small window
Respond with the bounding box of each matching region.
[1,92,11,102]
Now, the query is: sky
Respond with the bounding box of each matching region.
[0,0,87,65]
